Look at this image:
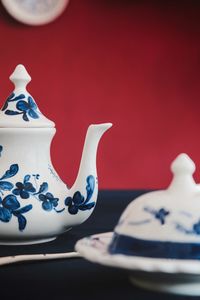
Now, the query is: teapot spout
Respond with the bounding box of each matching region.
[72,123,112,190]
[69,123,112,219]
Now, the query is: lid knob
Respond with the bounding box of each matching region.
[9,64,31,90]
[171,153,196,175]
[168,153,197,193]
[0,64,55,127]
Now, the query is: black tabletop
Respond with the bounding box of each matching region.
[0,190,195,300]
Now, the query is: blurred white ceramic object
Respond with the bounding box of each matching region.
[1,0,69,25]
[76,154,200,296]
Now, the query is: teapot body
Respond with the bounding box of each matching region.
[0,65,111,245]
[0,128,97,244]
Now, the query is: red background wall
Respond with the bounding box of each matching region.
[0,0,199,190]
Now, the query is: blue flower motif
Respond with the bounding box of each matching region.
[144,207,170,225]
[0,164,19,195]
[155,208,170,225]
[65,175,95,215]
[16,96,39,121]
[0,194,32,231]
[2,93,25,111]
[38,192,59,211]
[13,175,36,199]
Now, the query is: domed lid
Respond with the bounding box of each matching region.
[109,153,200,260]
[0,64,55,128]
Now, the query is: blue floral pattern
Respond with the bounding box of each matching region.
[65,175,95,214]
[2,93,25,111]
[144,207,170,225]
[175,220,200,235]
[0,149,95,227]
[2,93,39,122]
[0,160,95,230]
[0,194,32,231]
[13,175,36,199]
[0,164,19,195]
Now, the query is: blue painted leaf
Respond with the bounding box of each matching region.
[12,188,20,196]
[65,197,72,206]
[14,204,32,215]
[16,100,29,112]
[0,164,19,180]
[38,194,46,201]
[28,97,37,109]
[0,207,12,222]
[20,190,30,199]
[73,191,84,205]
[52,199,58,207]
[7,93,15,100]
[2,101,8,111]
[17,214,27,231]
[2,93,15,111]
[11,94,25,101]
[5,110,21,115]
[6,93,15,101]
[85,175,95,203]
[3,194,20,210]
[28,109,39,119]
[46,192,54,199]
[79,202,95,211]
[22,112,29,122]
[42,201,53,211]
[24,182,36,193]
[0,181,13,190]
[39,182,48,194]
[24,175,30,183]
[68,205,78,215]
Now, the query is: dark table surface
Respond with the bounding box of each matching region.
[0,190,195,299]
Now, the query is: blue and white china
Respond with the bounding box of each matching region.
[76,232,200,296]
[0,64,112,245]
[76,154,200,296]
[109,153,200,260]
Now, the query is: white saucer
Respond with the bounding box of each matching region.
[75,232,200,296]
[1,0,69,26]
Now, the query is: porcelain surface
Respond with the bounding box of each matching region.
[76,154,200,295]
[1,0,69,26]
[0,64,112,245]
[76,232,200,296]
[110,153,200,260]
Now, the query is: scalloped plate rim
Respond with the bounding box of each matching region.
[75,232,200,275]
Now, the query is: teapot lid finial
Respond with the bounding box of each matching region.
[0,64,55,128]
[168,153,197,192]
[9,64,31,90]
[171,153,196,175]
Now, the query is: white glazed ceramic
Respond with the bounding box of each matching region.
[110,153,200,258]
[0,64,112,245]
[76,232,200,296]
[1,0,69,26]
[76,154,200,296]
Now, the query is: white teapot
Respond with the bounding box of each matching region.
[0,64,112,245]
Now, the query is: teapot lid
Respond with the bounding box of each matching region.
[109,153,200,260]
[0,64,55,128]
